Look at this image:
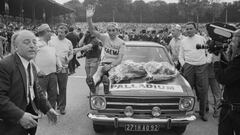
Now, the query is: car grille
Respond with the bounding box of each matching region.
[104,96,182,115]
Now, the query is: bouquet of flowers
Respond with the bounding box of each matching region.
[109,60,146,83]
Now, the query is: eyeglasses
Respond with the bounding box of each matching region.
[107,29,116,32]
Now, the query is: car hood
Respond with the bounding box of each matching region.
[98,75,193,97]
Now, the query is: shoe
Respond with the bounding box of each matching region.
[102,75,110,94]
[86,77,96,93]
[200,115,208,121]
[60,109,66,115]
[213,110,220,118]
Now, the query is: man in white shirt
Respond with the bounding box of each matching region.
[179,22,209,121]
[169,24,185,70]
[49,24,73,115]
[35,24,62,110]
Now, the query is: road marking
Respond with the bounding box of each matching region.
[69,75,86,79]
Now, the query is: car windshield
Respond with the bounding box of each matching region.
[123,46,171,63]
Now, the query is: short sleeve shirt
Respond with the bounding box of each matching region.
[98,33,126,63]
[49,37,73,67]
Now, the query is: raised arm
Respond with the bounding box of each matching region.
[86,5,102,39]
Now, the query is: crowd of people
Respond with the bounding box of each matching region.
[0,4,240,135]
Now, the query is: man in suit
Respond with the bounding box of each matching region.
[0,30,58,135]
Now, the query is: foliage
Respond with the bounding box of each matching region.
[64,0,240,23]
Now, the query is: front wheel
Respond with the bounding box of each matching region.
[172,125,187,135]
[93,123,105,133]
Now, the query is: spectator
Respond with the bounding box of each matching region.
[0,24,7,58]
[66,26,80,75]
[34,24,62,110]
[179,22,209,121]
[0,30,58,135]
[49,23,73,115]
[76,30,102,79]
[160,27,172,46]
[169,24,185,70]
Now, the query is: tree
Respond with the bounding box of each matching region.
[64,0,85,22]
[62,0,240,23]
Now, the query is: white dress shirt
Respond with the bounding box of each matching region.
[17,53,35,103]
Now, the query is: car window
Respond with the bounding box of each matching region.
[123,46,170,63]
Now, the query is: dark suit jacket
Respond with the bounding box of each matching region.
[0,53,52,135]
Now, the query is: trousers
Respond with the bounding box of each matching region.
[38,73,58,109]
[183,63,209,116]
[57,70,68,111]
[219,106,240,135]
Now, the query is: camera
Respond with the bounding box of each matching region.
[196,40,229,54]
[196,22,236,54]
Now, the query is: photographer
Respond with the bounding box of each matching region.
[213,29,240,135]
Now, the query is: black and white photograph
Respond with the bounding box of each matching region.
[0,0,240,135]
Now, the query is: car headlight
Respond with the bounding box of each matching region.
[152,106,161,117]
[124,106,134,117]
[179,97,194,111]
[91,96,106,110]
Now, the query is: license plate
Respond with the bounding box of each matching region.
[125,124,160,132]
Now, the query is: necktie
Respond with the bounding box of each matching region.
[27,63,32,87]
[27,63,39,114]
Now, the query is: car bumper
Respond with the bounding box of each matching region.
[87,112,196,128]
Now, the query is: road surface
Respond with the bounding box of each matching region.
[37,59,218,135]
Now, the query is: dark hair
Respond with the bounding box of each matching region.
[158,30,163,33]
[186,22,197,30]
[163,27,168,32]
[84,31,95,44]
[37,30,46,37]
[69,27,74,32]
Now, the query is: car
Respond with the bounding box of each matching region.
[87,41,196,134]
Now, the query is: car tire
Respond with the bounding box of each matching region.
[172,125,187,135]
[93,123,105,133]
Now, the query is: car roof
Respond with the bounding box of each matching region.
[125,41,165,48]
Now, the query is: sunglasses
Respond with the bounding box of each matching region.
[107,29,116,32]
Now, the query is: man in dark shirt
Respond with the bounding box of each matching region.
[66,27,80,74]
[213,29,240,135]
[76,31,102,78]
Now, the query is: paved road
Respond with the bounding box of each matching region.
[37,59,218,135]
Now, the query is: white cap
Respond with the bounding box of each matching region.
[37,24,51,33]
[172,24,181,31]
